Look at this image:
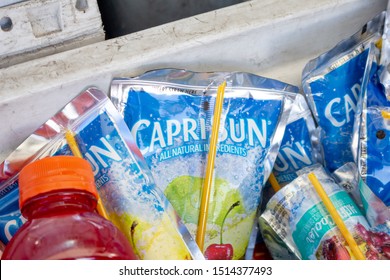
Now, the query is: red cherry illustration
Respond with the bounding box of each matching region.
[204,243,234,260]
[204,201,240,260]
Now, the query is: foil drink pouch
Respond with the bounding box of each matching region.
[247,95,316,260]
[380,3,390,101]
[0,87,203,260]
[258,212,299,260]
[302,12,385,173]
[246,219,273,260]
[259,93,321,234]
[272,93,322,187]
[330,161,389,241]
[260,164,390,260]
[331,162,363,210]
[258,93,322,258]
[110,69,296,259]
[353,20,390,226]
[0,183,26,244]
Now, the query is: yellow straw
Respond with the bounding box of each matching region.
[196,81,226,251]
[268,173,281,192]
[308,172,366,260]
[381,110,390,119]
[65,130,83,158]
[65,129,109,220]
[375,38,382,51]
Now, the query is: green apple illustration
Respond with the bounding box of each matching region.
[165,175,254,259]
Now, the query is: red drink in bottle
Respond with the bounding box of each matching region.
[2,156,137,260]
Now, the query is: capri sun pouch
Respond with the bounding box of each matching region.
[110,69,296,259]
[302,12,385,173]
[260,164,390,260]
[352,16,390,226]
[0,87,202,260]
[272,93,322,187]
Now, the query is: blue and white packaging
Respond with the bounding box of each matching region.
[353,20,390,226]
[259,164,390,260]
[302,12,385,172]
[0,183,25,245]
[331,162,363,210]
[272,93,322,187]
[110,69,296,259]
[0,87,202,260]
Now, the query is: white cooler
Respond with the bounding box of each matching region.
[0,0,388,162]
[0,0,104,68]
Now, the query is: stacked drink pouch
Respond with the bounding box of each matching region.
[260,164,390,260]
[331,162,363,211]
[272,93,322,187]
[110,69,296,259]
[257,11,390,260]
[0,88,202,260]
[0,11,389,261]
[301,9,390,229]
[302,12,385,173]
[258,162,369,260]
[352,17,390,227]
[255,94,323,260]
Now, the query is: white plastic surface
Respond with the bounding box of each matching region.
[0,0,26,8]
[0,0,388,162]
[0,0,104,68]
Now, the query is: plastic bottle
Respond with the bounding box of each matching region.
[2,156,138,260]
[0,240,5,259]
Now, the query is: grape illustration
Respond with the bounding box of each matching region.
[322,236,351,260]
[354,223,390,260]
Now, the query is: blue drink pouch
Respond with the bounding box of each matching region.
[353,14,390,226]
[110,69,296,259]
[0,88,202,260]
[272,93,322,187]
[302,12,385,172]
[260,164,390,260]
[331,162,363,211]
[0,182,25,244]
[258,94,321,259]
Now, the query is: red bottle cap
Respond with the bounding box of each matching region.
[19,156,98,209]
